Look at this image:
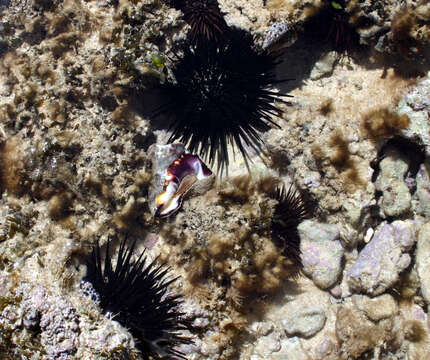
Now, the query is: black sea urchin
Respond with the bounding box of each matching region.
[304,0,359,53]
[270,185,311,269]
[155,29,290,174]
[84,238,192,359]
[170,0,227,44]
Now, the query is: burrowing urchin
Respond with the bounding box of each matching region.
[82,238,193,359]
[304,0,360,53]
[154,28,291,174]
[269,185,312,271]
[169,0,228,44]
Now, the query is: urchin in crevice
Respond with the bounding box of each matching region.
[154,29,291,174]
[270,185,312,270]
[169,0,228,44]
[303,0,361,53]
[82,238,193,359]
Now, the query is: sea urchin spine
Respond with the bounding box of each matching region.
[170,0,228,44]
[154,29,291,174]
[83,238,192,359]
[270,185,311,269]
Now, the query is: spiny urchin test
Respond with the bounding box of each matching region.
[154,29,291,174]
[270,185,311,270]
[169,0,228,44]
[82,238,192,359]
[304,0,360,52]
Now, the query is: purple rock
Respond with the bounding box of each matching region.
[299,220,344,289]
[347,221,419,296]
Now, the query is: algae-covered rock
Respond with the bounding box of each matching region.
[1,0,429,357]
[398,76,430,156]
[0,281,80,359]
[336,301,397,359]
[352,294,398,322]
[375,147,412,218]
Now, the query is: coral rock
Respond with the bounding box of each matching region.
[352,294,398,322]
[336,302,396,359]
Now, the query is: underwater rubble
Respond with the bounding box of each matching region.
[0,0,430,359]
